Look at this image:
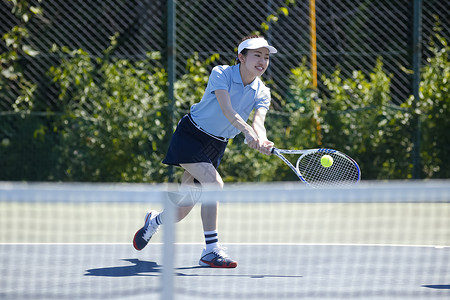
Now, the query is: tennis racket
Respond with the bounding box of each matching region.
[271,147,361,187]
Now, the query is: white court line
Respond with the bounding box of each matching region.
[178,242,450,248]
[0,242,448,248]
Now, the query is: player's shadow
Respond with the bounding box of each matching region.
[85,259,160,277]
[85,259,302,279]
[422,285,450,289]
[175,266,303,279]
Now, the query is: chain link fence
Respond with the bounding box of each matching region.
[1,0,449,182]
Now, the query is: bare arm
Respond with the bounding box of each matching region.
[252,107,274,155]
[252,107,269,140]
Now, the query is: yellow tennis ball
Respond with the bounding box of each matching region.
[321,155,333,167]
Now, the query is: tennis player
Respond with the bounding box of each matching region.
[133,35,277,268]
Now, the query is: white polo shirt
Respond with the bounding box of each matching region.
[190,64,271,139]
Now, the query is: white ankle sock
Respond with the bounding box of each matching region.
[150,212,163,227]
[204,230,218,252]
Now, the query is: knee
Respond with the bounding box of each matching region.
[216,177,224,189]
[208,178,223,190]
[196,176,223,190]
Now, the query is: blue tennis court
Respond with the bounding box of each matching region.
[1,181,449,299]
[1,243,449,299]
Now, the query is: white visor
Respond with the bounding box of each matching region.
[238,38,278,54]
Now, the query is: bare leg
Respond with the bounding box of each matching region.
[180,162,236,267]
[200,201,218,231]
[175,171,197,221]
[180,163,223,231]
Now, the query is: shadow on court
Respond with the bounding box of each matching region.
[422,285,450,290]
[85,259,303,279]
[85,259,161,277]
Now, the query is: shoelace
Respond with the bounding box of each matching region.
[211,246,229,258]
[142,223,159,241]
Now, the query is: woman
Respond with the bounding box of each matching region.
[133,35,277,268]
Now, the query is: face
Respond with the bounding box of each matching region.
[239,47,270,78]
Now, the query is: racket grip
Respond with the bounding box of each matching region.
[246,138,276,154]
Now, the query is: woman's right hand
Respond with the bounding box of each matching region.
[244,132,273,155]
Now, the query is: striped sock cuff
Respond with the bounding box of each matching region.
[155,213,162,225]
[204,230,218,245]
[150,212,163,227]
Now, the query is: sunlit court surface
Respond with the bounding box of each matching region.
[1,181,449,299]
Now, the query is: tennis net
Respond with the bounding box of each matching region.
[1,181,449,300]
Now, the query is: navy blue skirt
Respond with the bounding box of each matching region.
[162,114,228,169]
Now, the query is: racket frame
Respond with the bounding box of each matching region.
[271,147,361,185]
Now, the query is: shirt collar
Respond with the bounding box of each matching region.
[232,65,259,90]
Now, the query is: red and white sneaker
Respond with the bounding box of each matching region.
[199,246,237,268]
[133,210,159,251]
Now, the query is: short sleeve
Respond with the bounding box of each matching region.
[254,86,271,111]
[207,65,231,92]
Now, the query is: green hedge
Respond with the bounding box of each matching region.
[1,31,449,182]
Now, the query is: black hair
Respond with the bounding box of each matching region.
[235,34,262,65]
[235,49,249,65]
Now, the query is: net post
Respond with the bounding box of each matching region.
[161,191,176,300]
[167,0,176,183]
[411,0,422,179]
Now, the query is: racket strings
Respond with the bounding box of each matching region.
[297,152,359,187]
